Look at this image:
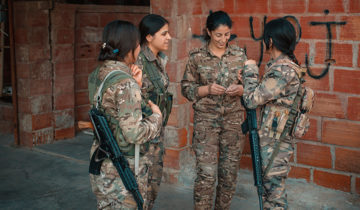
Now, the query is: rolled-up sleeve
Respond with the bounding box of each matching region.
[243,64,289,109]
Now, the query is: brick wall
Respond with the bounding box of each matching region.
[8,0,360,194]
[152,0,360,194]
[11,1,149,146]
[73,5,149,124]
[14,1,54,146]
[13,1,77,145]
[52,3,76,140]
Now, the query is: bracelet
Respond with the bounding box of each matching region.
[208,84,212,95]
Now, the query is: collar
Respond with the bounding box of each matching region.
[205,42,232,58]
[141,45,167,62]
[267,53,288,67]
[103,60,131,75]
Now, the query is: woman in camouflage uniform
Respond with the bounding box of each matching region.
[135,14,172,209]
[242,18,302,209]
[88,20,163,210]
[181,11,246,210]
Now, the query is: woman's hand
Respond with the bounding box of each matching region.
[208,83,226,95]
[237,68,243,83]
[225,84,244,96]
[245,59,257,66]
[148,100,162,117]
[130,64,142,87]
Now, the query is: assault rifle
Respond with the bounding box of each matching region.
[241,99,264,210]
[88,108,144,210]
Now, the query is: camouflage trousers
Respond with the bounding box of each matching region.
[260,134,294,210]
[192,111,245,210]
[145,140,164,209]
[89,141,151,210]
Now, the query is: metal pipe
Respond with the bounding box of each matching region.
[8,0,19,145]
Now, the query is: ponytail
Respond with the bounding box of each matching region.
[263,18,299,65]
[287,52,299,65]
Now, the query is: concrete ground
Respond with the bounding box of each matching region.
[0,132,359,210]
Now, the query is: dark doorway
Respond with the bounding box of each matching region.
[63,0,150,6]
[0,0,11,103]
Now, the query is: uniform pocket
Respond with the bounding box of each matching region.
[300,87,315,113]
[292,113,310,138]
[198,65,215,84]
[192,123,207,145]
[261,105,290,139]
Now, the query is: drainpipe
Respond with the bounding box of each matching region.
[8,0,19,145]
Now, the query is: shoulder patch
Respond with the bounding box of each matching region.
[229,45,245,56]
[269,59,295,70]
[275,60,305,78]
[189,46,207,56]
[270,63,294,74]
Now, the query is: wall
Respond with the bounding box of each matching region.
[73,5,148,123]
[8,0,360,194]
[152,0,360,194]
[0,103,13,134]
[14,1,54,146]
[12,1,149,146]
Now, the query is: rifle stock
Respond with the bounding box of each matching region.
[77,121,94,130]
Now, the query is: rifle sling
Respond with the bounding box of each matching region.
[89,146,107,175]
[263,85,303,178]
[97,70,149,156]
[140,52,173,126]
[88,108,144,209]
[140,53,166,93]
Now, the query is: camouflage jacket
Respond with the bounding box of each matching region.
[242,54,301,109]
[90,60,162,147]
[181,44,246,114]
[135,45,170,100]
[242,54,301,139]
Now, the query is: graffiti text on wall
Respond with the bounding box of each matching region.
[192,10,347,80]
[306,20,346,79]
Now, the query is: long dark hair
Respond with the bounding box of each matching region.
[204,10,232,41]
[98,20,140,61]
[139,14,169,46]
[263,18,299,65]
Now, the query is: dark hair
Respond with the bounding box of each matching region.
[263,18,299,65]
[139,14,169,46]
[204,10,232,41]
[98,20,140,61]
